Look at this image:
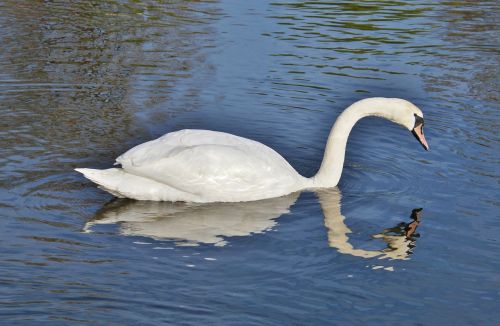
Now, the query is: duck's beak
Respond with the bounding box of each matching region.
[412,124,429,151]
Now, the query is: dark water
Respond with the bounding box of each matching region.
[1,0,499,324]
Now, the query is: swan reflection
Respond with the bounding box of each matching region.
[318,188,422,260]
[85,189,422,259]
[86,192,300,246]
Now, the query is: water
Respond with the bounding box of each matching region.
[1,0,498,324]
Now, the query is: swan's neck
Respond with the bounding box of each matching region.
[311,98,401,187]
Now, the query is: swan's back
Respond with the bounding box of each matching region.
[111,130,307,202]
[117,130,258,167]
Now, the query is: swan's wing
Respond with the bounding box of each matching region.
[116,130,303,201]
[117,130,256,167]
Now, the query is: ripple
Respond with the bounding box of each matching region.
[0,0,499,324]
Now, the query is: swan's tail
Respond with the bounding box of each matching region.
[75,168,189,201]
[75,168,128,198]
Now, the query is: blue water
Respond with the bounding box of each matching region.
[0,0,498,324]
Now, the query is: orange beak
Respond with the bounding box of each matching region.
[412,124,429,151]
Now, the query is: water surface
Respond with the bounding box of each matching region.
[0,0,499,324]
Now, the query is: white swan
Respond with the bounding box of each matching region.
[76,97,428,202]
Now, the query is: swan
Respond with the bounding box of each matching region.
[76,97,428,202]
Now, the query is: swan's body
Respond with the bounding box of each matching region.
[76,97,428,202]
[78,130,309,202]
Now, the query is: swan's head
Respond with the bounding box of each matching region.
[370,98,429,151]
[396,100,429,151]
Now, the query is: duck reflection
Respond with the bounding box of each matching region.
[85,189,422,259]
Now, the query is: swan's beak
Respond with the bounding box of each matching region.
[412,124,429,151]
